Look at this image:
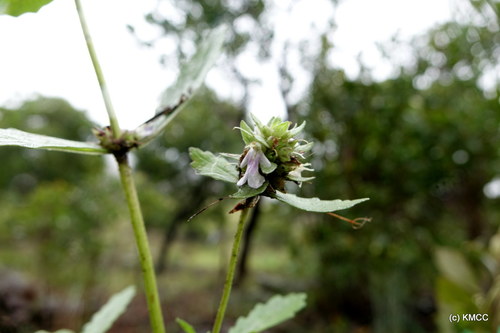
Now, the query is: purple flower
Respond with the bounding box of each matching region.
[237,146,274,189]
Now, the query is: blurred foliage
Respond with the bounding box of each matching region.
[141,0,270,60]
[134,0,500,332]
[2,179,121,288]
[434,234,500,332]
[288,3,500,332]
[0,97,124,331]
[138,0,316,111]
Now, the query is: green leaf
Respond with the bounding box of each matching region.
[274,191,369,213]
[0,0,54,16]
[230,183,268,199]
[81,286,136,333]
[228,293,307,333]
[189,147,238,183]
[34,330,74,333]
[0,128,107,155]
[435,247,479,293]
[135,25,227,145]
[176,318,197,333]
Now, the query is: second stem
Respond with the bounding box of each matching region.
[212,207,251,333]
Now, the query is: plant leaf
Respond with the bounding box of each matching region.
[176,318,197,333]
[228,293,307,333]
[81,286,136,333]
[135,25,227,145]
[230,183,267,199]
[0,0,54,16]
[435,247,479,293]
[34,330,74,333]
[189,147,238,183]
[274,191,369,213]
[0,128,107,155]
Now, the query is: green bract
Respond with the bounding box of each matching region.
[189,115,369,214]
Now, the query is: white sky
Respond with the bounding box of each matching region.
[0,0,457,129]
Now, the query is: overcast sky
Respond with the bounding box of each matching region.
[0,0,457,129]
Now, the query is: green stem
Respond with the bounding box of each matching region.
[117,155,166,333]
[75,0,163,330]
[212,208,251,333]
[74,0,121,137]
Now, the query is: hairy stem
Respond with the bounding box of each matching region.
[212,208,251,333]
[74,0,121,137]
[117,155,166,333]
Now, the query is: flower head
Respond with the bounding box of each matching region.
[235,115,314,191]
[189,114,369,223]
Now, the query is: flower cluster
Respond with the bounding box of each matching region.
[189,114,369,224]
[235,114,314,191]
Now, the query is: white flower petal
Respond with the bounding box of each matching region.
[237,172,248,186]
[247,171,265,188]
[239,148,253,168]
[258,151,272,168]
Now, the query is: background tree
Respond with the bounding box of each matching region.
[132,1,500,331]
[289,4,500,331]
